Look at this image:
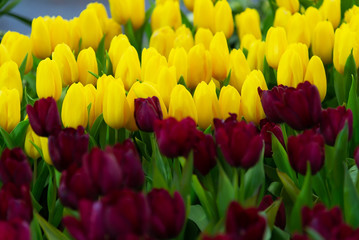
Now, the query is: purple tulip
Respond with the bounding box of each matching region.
[26,97,61,137]
[0,219,31,240]
[331,224,359,239]
[320,106,353,146]
[260,119,285,157]
[214,114,264,169]
[258,195,286,230]
[48,126,89,171]
[202,235,233,240]
[0,148,32,186]
[355,146,359,169]
[135,97,163,132]
[193,130,217,175]
[287,129,325,175]
[147,189,185,239]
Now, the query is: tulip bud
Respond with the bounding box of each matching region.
[247,40,266,72]
[210,32,230,81]
[227,49,250,93]
[240,33,257,51]
[0,88,20,132]
[193,0,214,30]
[214,115,264,168]
[36,58,62,101]
[154,117,197,158]
[345,5,359,23]
[148,189,185,239]
[235,8,262,41]
[355,146,359,168]
[312,21,334,65]
[195,28,213,50]
[213,0,234,38]
[24,126,42,160]
[0,44,10,67]
[168,47,188,82]
[320,106,353,146]
[109,0,145,29]
[151,0,181,31]
[30,16,52,59]
[38,136,51,165]
[288,129,325,175]
[305,7,323,37]
[69,17,81,54]
[241,70,268,125]
[115,46,141,91]
[265,27,288,69]
[77,47,98,86]
[304,56,327,101]
[103,18,122,50]
[276,0,299,14]
[260,119,285,158]
[286,13,311,47]
[1,31,33,73]
[79,8,103,50]
[274,7,292,29]
[320,0,341,29]
[184,0,194,11]
[62,83,88,128]
[149,27,175,59]
[193,130,217,175]
[84,84,97,127]
[103,80,130,129]
[46,16,71,52]
[108,34,131,73]
[0,218,31,240]
[219,85,241,120]
[155,66,177,108]
[52,43,79,86]
[86,2,108,31]
[169,85,198,123]
[141,47,168,83]
[277,48,305,87]
[0,61,22,101]
[174,25,194,52]
[288,42,310,71]
[135,96,163,132]
[258,195,286,230]
[187,44,212,89]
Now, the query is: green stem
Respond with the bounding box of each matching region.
[238,168,246,203]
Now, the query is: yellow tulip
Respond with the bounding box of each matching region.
[247,40,266,72]
[277,48,305,87]
[0,44,10,66]
[36,58,62,101]
[168,47,188,82]
[115,46,141,91]
[287,13,311,47]
[276,0,299,14]
[240,34,257,51]
[40,137,52,165]
[79,8,103,50]
[227,49,251,93]
[0,61,23,101]
[149,26,176,59]
[187,44,212,89]
[184,0,194,11]
[141,48,168,83]
[69,17,81,54]
[25,126,42,160]
[52,43,79,86]
[109,0,145,29]
[235,8,262,41]
[241,70,268,125]
[344,5,359,23]
[193,0,214,30]
[305,56,327,101]
[0,88,20,132]
[213,0,234,38]
[84,84,97,127]
[348,14,359,33]
[320,0,341,29]
[108,34,131,72]
[47,16,71,52]
[312,21,335,64]
[169,84,198,123]
[305,6,323,37]
[265,27,288,69]
[30,16,52,59]
[174,25,194,52]
[287,43,309,73]
[151,0,181,31]
[195,28,213,50]
[155,66,177,108]
[274,7,292,29]
[86,2,108,31]
[103,18,122,50]
[209,32,229,81]
[219,85,241,120]
[77,47,98,86]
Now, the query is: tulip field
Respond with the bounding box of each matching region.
[1,0,359,239]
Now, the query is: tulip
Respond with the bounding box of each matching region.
[108,34,131,74]
[286,13,311,47]
[103,80,130,129]
[26,97,61,137]
[184,0,194,11]
[312,21,334,65]
[134,96,163,132]
[305,7,323,37]
[69,17,81,54]
[169,85,198,123]
[24,126,42,160]
[258,195,286,230]
[355,146,359,168]
[345,5,359,23]
[168,47,188,82]
[213,0,234,38]
[154,66,177,108]
[77,47,98,86]
[260,119,285,157]
[0,88,20,133]
[115,46,141,91]
[84,84,97,128]
[86,2,108,31]
[320,106,353,146]
[36,58,62,101]
[1,31,33,73]
[276,0,299,14]
[30,16,52,59]
[193,0,214,30]
[195,28,213,50]
[273,7,292,29]
[259,82,322,130]
[141,47,168,83]
[149,26,176,59]
[109,0,145,29]
[241,70,268,125]
[147,189,185,239]
[247,40,266,72]
[235,8,262,41]
[39,137,52,165]
[219,85,241,120]
[187,44,212,89]
[151,0,181,31]
[0,44,10,66]
[103,18,122,50]
[79,8,103,50]
[240,33,257,51]
[174,25,194,52]
[52,43,79,86]
[304,56,327,101]
[227,49,250,93]
[226,201,267,239]
[202,235,232,240]
[265,27,288,69]
[46,16,71,52]
[210,32,230,81]
[0,61,23,101]
[277,48,305,87]
[0,148,32,186]
[0,219,31,240]
[320,0,341,29]
[48,126,89,172]
[287,42,309,72]
[193,130,217,175]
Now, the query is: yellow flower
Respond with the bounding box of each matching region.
[169,84,198,123]
[247,40,266,72]
[30,16,52,59]
[149,26,176,59]
[109,0,145,29]
[195,28,213,50]
[151,0,181,31]
[0,88,20,132]
[213,0,234,38]
[47,16,71,52]
[305,56,327,101]
[227,49,251,93]
[52,43,79,86]
[235,8,262,41]
[77,47,98,86]
[193,0,214,30]
[79,8,103,50]
[86,2,108,31]
[210,32,230,81]
[141,48,168,83]
[103,18,122,50]
[276,0,299,14]
[155,66,178,108]
[305,6,323,37]
[24,126,42,160]
[115,46,141,91]
[187,44,212,89]
[40,137,52,165]
[184,0,195,11]
[174,25,194,52]
[0,44,10,66]
[240,33,257,51]
[344,5,359,23]
[265,27,288,69]
[0,61,23,101]
[312,21,335,64]
[287,43,309,73]
[69,17,81,54]
[36,58,62,101]
[108,34,131,73]
[84,84,97,127]
[277,48,305,87]
[320,0,341,29]
[286,13,311,47]
[274,7,292,29]
[219,85,241,120]
[168,47,188,82]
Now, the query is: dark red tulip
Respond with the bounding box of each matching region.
[320,106,353,146]
[26,97,61,137]
[258,195,286,230]
[287,129,325,175]
[147,189,185,239]
[0,183,32,223]
[202,235,233,240]
[226,201,266,239]
[260,119,285,157]
[0,148,32,186]
[214,114,264,169]
[48,126,89,172]
[291,234,309,240]
[154,117,197,158]
[193,130,217,175]
[135,96,163,132]
[355,146,359,169]
[259,82,322,130]
[0,219,31,240]
[332,224,359,240]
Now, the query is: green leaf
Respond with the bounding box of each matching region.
[0,0,21,14]
[178,76,189,90]
[180,152,194,199]
[10,120,29,148]
[312,172,330,206]
[344,166,359,227]
[96,35,106,75]
[271,226,291,240]
[188,205,209,231]
[88,70,99,79]
[347,75,359,153]
[125,20,140,55]
[192,175,216,220]
[90,114,104,138]
[299,0,314,8]
[222,70,231,87]
[32,159,49,200]
[263,57,277,89]
[217,164,235,218]
[180,10,194,34]
[47,166,57,224]
[341,0,354,19]
[277,169,300,203]
[0,126,14,149]
[244,146,265,200]
[19,53,28,79]
[35,212,71,240]
[30,215,43,240]
[30,192,42,212]
[264,198,283,229]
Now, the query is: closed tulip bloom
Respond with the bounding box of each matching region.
[156,66,177,107]
[62,82,88,128]
[247,40,266,72]
[109,0,145,29]
[265,27,288,69]
[240,33,257,51]
[193,130,217,175]
[103,80,130,129]
[276,0,299,14]
[24,126,42,160]
[174,25,194,52]
[36,58,62,101]
[219,85,241,120]
[288,129,325,175]
[210,32,230,81]
[169,85,198,123]
[0,88,20,132]
[0,218,31,240]
[151,0,181,31]
[115,46,141,91]
[108,34,131,73]
[46,16,71,52]
[52,43,79,86]
[345,5,359,23]
[193,0,214,30]
[258,195,286,230]
[305,56,327,101]
[1,31,33,73]
[287,42,310,72]
[213,0,234,38]
[69,18,81,54]
[187,44,212,89]
[39,137,52,165]
[103,19,122,50]
[77,47,98,86]
[195,28,213,49]
[320,0,341,29]
[312,21,334,64]
[320,106,353,146]
[84,84,97,127]
[260,119,285,157]
[30,16,51,59]
[227,49,251,93]
[287,13,311,47]
[241,70,268,125]
[0,61,23,101]
[141,47,168,83]
[135,97,163,132]
[355,146,359,168]
[86,2,108,31]
[79,8,103,50]
[149,26,176,59]
[305,7,323,37]
[0,44,10,66]
[235,8,262,41]
[168,47,188,82]
[274,7,292,29]
[277,48,305,87]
